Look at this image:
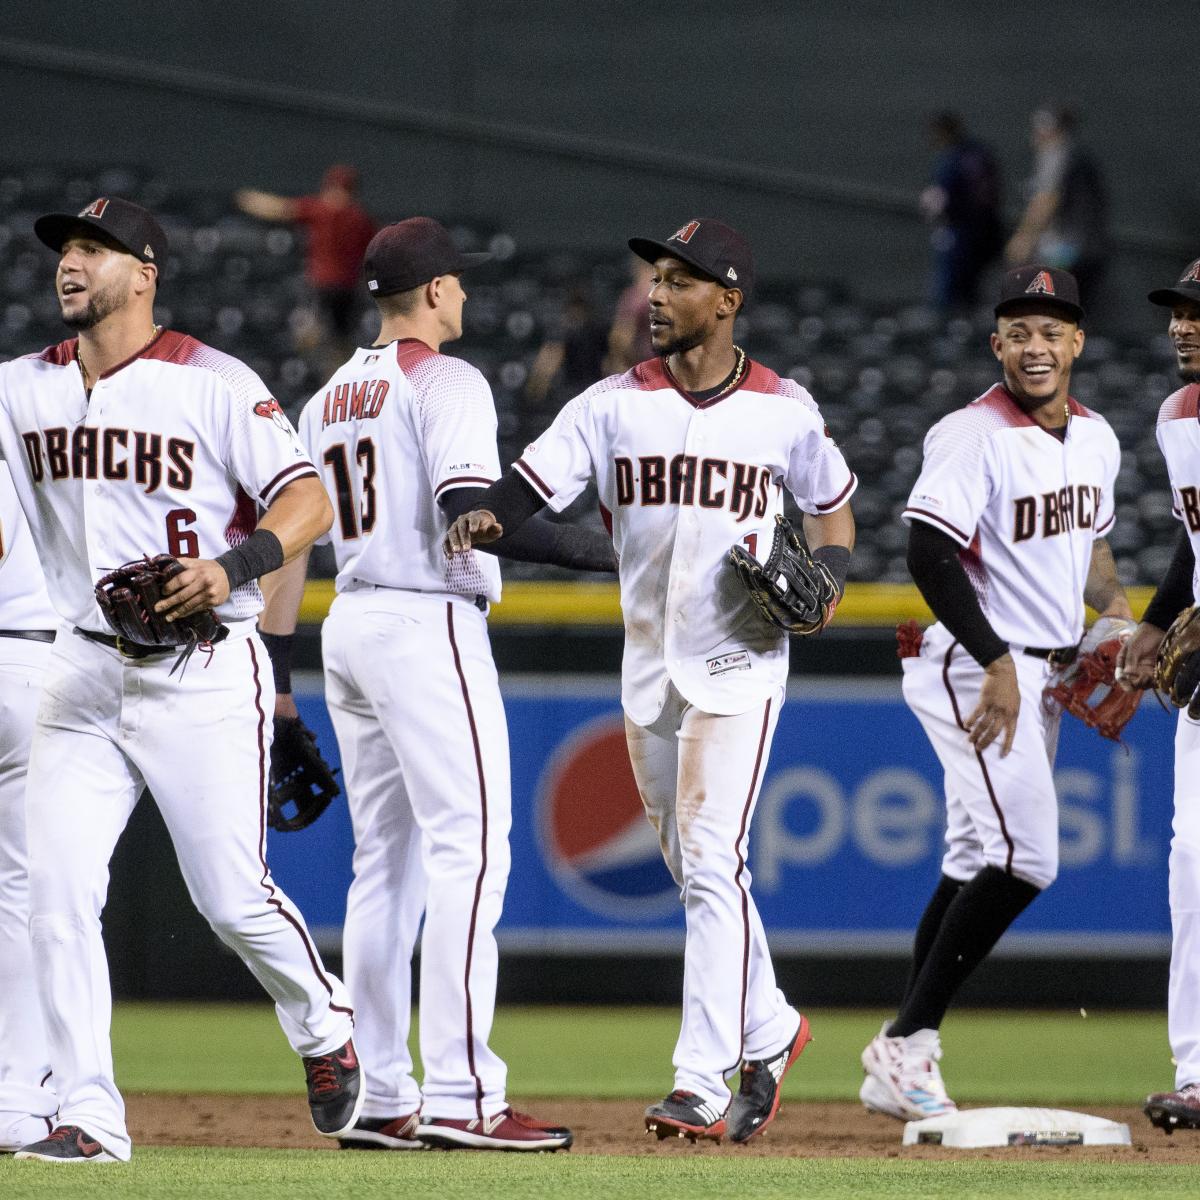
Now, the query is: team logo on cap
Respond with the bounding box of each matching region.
[79,198,109,219]
[536,714,678,919]
[671,221,701,244]
[1179,259,1200,285]
[1025,270,1056,296]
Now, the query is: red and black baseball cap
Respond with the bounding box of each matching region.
[994,264,1084,323]
[363,217,492,297]
[1148,258,1200,308]
[629,218,754,299]
[35,196,167,265]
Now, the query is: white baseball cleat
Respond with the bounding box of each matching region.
[859,1023,958,1121]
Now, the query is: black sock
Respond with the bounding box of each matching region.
[896,874,966,1016]
[889,865,1041,1038]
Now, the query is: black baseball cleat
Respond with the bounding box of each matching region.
[338,1113,423,1151]
[644,1090,727,1142]
[1145,1083,1200,1134]
[13,1124,118,1163]
[726,1014,812,1143]
[303,1038,365,1137]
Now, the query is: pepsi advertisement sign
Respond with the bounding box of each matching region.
[273,677,1176,953]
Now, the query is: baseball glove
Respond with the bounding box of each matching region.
[268,716,341,832]
[95,555,225,671]
[1044,616,1142,741]
[728,514,839,636]
[1155,605,1200,719]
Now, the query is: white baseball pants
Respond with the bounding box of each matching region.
[323,588,511,1121]
[0,637,56,1131]
[902,628,1062,890]
[625,683,799,1111]
[1170,711,1200,1090]
[25,629,353,1160]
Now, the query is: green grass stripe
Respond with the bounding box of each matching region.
[110,1003,1172,1105]
[2,1148,1198,1200]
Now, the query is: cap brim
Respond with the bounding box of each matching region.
[628,236,728,287]
[34,212,141,259]
[994,297,1084,323]
[1148,286,1200,308]
[457,251,494,270]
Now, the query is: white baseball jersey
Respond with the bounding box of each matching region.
[297,337,502,602]
[0,462,54,629]
[514,357,856,724]
[903,383,1119,649]
[1158,383,1200,603]
[0,331,316,631]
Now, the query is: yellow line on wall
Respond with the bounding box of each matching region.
[298,580,1157,629]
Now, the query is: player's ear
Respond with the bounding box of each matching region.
[717,288,744,319]
[133,260,158,298]
[989,330,1003,361]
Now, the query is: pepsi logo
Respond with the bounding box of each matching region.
[535,714,678,919]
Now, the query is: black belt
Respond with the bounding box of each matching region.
[73,626,175,660]
[0,629,54,643]
[1022,643,1079,668]
[473,594,487,611]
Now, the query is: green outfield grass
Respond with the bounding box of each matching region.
[108,1001,1172,1106]
[4,1150,1200,1200]
[0,1003,1180,1199]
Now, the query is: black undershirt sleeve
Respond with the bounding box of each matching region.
[439,475,617,572]
[907,520,1009,667]
[1142,525,1197,630]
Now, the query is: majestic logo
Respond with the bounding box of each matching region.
[1025,270,1056,296]
[671,220,701,244]
[536,715,678,919]
[1180,259,1200,285]
[79,198,109,219]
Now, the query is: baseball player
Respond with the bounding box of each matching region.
[1118,259,1200,1132]
[0,197,362,1163]
[0,464,57,1153]
[859,266,1132,1121]
[445,218,856,1143]
[260,217,613,1151]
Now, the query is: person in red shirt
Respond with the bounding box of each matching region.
[237,165,377,364]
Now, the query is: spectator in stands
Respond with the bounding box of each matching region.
[1006,106,1108,306]
[920,111,1004,314]
[236,165,377,370]
[605,256,656,372]
[525,285,610,411]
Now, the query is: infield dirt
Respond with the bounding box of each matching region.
[125,1095,1200,1162]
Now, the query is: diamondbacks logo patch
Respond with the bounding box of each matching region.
[254,398,291,433]
[1180,259,1200,285]
[1025,270,1056,296]
[79,198,109,219]
[671,220,701,244]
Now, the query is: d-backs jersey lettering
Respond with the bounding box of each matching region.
[515,357,856,723]
[903,383,1119,648]
[1157,382,1200,604]
[298,338,502,602]
[0,331,316,630]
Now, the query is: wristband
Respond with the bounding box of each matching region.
[215,528,284,591]
[812,544,850,596]
[259,631,294,695]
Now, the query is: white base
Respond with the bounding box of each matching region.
[902,1107,1131,1148]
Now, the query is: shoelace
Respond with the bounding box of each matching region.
[43,1126,74,1143]
[306,1058,341,1096]
[737,1064,759,1094]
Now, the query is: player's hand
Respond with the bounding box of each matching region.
[443,509,504,556]
[154,558,232,621]
[274,692,299,720]
[964,652,1020,757]
[1116,621,1166,691]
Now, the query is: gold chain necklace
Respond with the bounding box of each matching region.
[79,324,161,391]
[667,344,747,401]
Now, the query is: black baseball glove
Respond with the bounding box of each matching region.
[95,554,227,674]
[728,514,839,636]
[268,716,341,832]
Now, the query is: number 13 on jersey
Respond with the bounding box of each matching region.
[323,439,377,540]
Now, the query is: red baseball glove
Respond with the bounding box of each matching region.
[1044,616,1142,741]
